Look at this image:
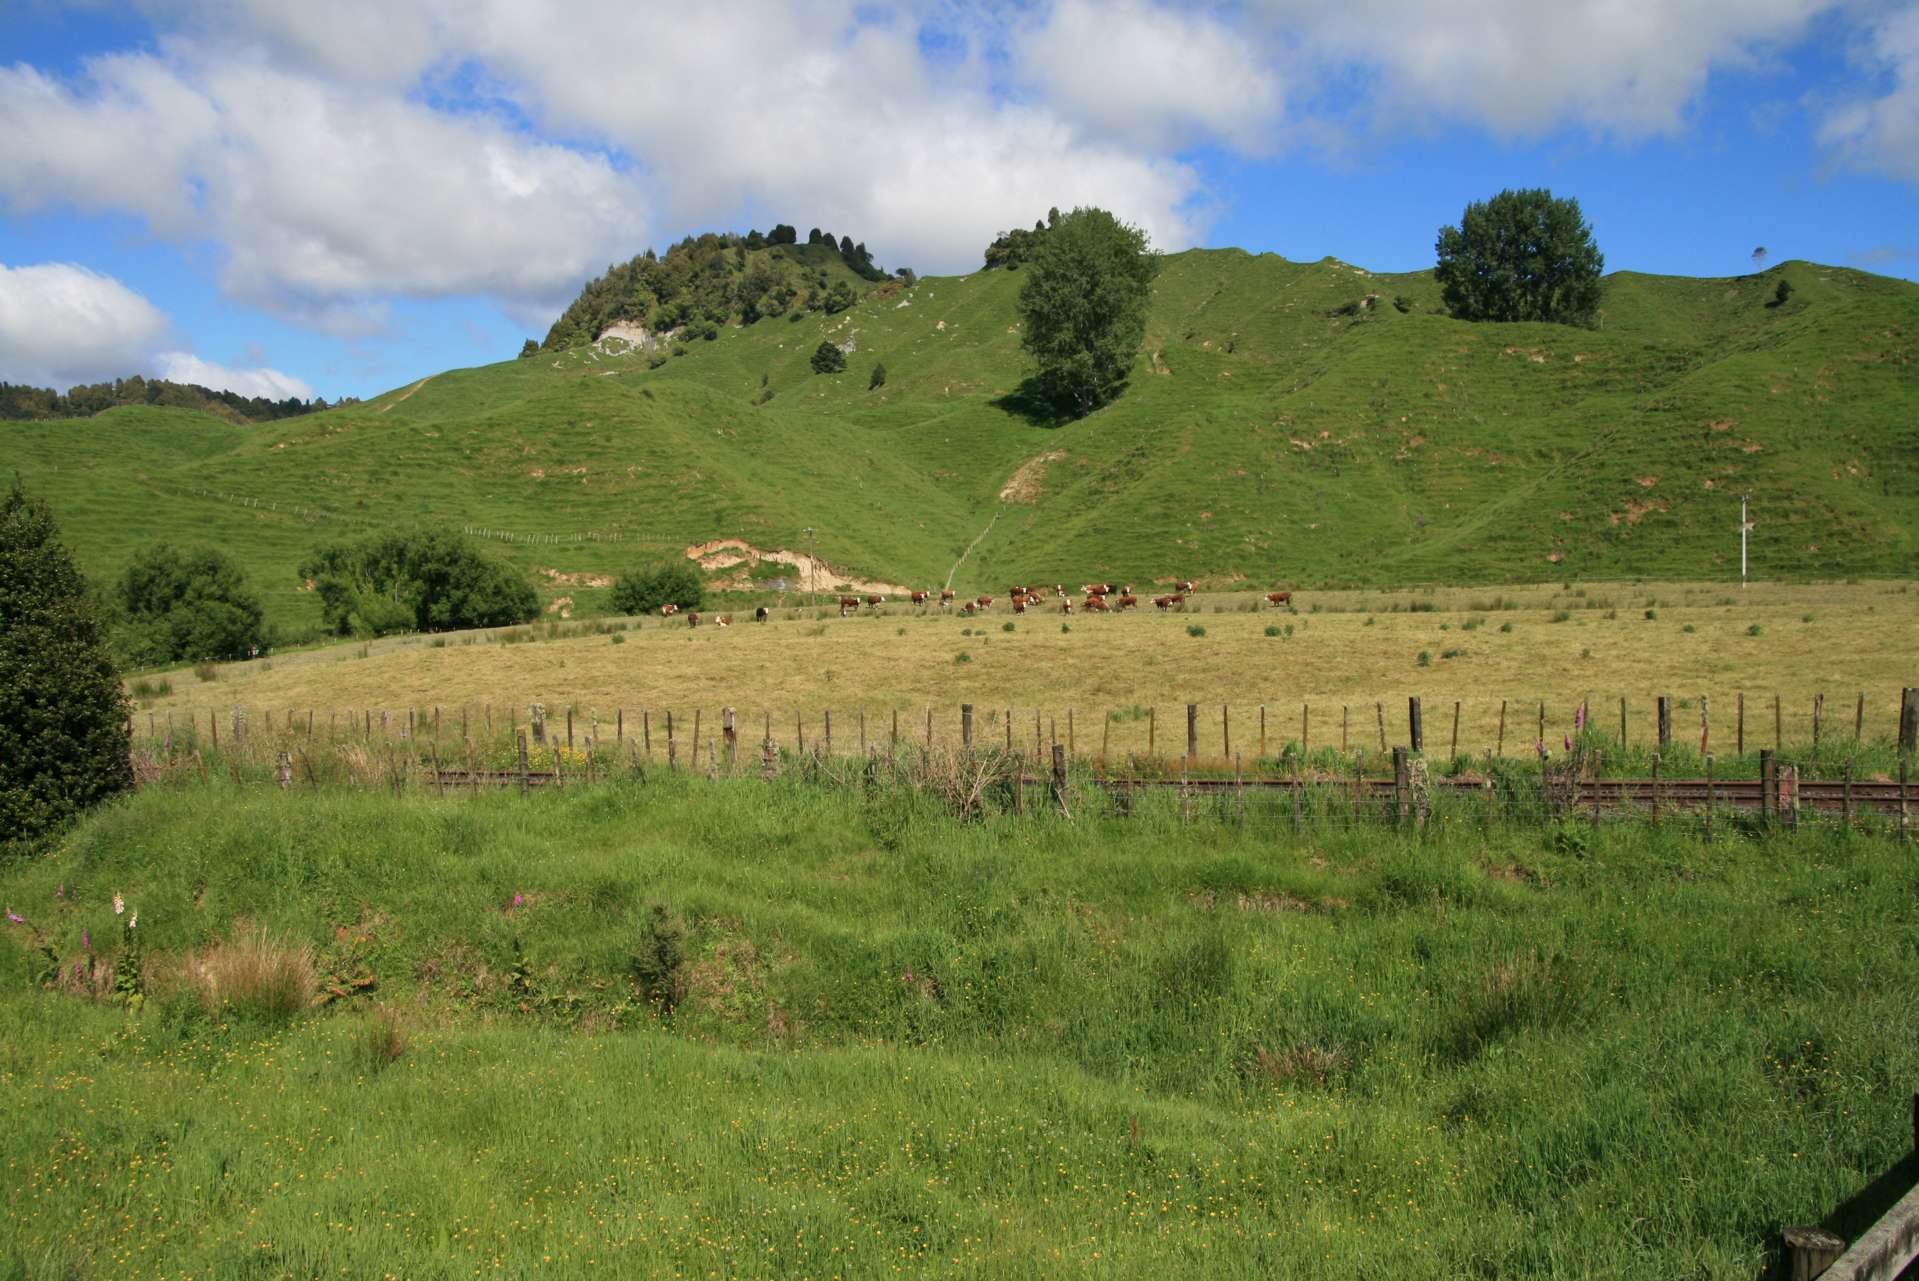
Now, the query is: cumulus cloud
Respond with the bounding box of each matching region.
[0,262,170,388]
[0,50,648,326]
[1820,5,1919,183]
[155,352,315,400]
[1257,0,1837,138]
[1014,0,1284,152]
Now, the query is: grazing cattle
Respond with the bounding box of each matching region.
[1012,598,1027,614]
[975,595,994,610]
[961,601,977,616]
[939,589,956,608]
[838,595,861,617]
[1116,594,1139,610]
[754,606,769,622]
[1121,584,1134,595]
[1061,598,1074,614]
[864,594,885,609]
[1083,582,1114,596]
[714,615,731,627]
[1153,593,1186,611]
[1265,591,1293,608]
[659,602,679,617]
[686,611,701,627]
[1054,584,1068,598]
[1175,579,1196,593]
[1082,595,1109,612]
[910,590,930,606]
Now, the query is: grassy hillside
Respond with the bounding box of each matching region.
[3,251,1914,637]
[3,777,1915,1278]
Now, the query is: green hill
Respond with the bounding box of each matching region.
[3,250,1914,638]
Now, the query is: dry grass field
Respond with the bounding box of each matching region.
[128,579,1917,758]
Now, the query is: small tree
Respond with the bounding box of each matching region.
[811,342,847,374]
[610,562,704,616]
[518,338,539,358]
[114,543,267,664]
[1434,188,1604,326]
[1771,278,1794,307]
[1016,206,1159,416]
[868,362,887,391]
[299,530,538,637]
[1,478,132,842]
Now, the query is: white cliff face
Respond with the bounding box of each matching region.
[594,320,668,353]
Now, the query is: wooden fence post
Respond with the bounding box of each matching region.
[1656,696,1671,749]
[820,709,828,757]
[1408,696,1424,753]
[1219,705,1227,758]
[275,751,292,790]
[518,732,529,795]
[1051,743,1069,817]
[1186,704,1198,763]
[1700,696,1710,755]
[961,704,973,752]
[1301,703,1309,756]
[1375,701,1386,752]
[1259,705,1267,757]
[1392,747,1409,826]
[1497,699,1506,757]
[1450,701,1460,758]
[1780,1227,1844,1281]
[892,708,899,754]
[1812,693,1823,749]
[1619,695,1627,747]
[1148,706,1156,758]
[1774,693,1783,751]
[723,707,737,766]
[1855,691,1864,742]
[1537,700,1545,746]
[1341,704,1349,754]
[1760,749,1776,824]
[1898,687,1917,755]
[1737,692,1745,756]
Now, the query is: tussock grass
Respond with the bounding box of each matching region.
[173,924,315,1022]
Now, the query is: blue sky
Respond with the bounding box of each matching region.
[2,0,1916,402]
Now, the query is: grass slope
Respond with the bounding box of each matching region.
[4,253,1914,637]
[2,778,1914,1277]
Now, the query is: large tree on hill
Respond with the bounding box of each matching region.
[1434,188,1604,326]
[1016,207,1159,416]
[114,543,268,666]
[1,478,132,843]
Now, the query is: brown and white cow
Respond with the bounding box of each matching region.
[1175,579,1196,593]
[939,589,956,608]
[1060,598,1074,614]
[1116,594,1139,610]
[686,611,701,627]
[1153,593,1186,611]
[865,594,885,609]
[838,595,861,617]
[1265,591,1293,608]
[659,602,679,617]
[974,595,994,610]
[910,590,930,606]
[714,615,730,627]
[1082,595,1109,612]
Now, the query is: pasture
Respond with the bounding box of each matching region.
[126,579,1919,759]
[2,771,1914,1278]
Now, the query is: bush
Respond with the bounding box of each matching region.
[1186,624,1207,637]
[114,543,268,664]
[300,530,538,637]
[1,478,133,843]
[810,342,846,374]
[610,561,704,616]
[1417,650,1432,666]
[1747,623,1763,636]
[1001,621,1015,633]
[1498,621,1513,633]
[868,362,887,391]
[1264,624,1281,637]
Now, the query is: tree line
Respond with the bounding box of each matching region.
[0,375,348,424]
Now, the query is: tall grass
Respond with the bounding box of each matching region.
[0,776,1913,1277]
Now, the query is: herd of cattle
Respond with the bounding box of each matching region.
[656,584,1292,627]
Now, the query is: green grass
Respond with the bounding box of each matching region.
[3,254,1916,640]
[2,776,1915,1278]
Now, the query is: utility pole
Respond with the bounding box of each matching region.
[803,526,816,609]
[1739,494,1751,588]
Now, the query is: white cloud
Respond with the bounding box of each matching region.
[155,352,315,400]
[1820,5,1919,183]
[1015,0,1284,152]
[0,50,648,327]
[1257,0,1837,139]
[0,262,170,388]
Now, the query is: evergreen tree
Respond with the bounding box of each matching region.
[811,342,847,374]
[1,478,132,843]
[1434,188,1604,326]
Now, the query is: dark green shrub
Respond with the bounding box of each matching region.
[631,906,685,1015]
[868,362,887,390]
[299,530,538,637]
[610,562,703,616]
[1,478,133,842]
[810,342,847,374]
[114,543,268,664]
